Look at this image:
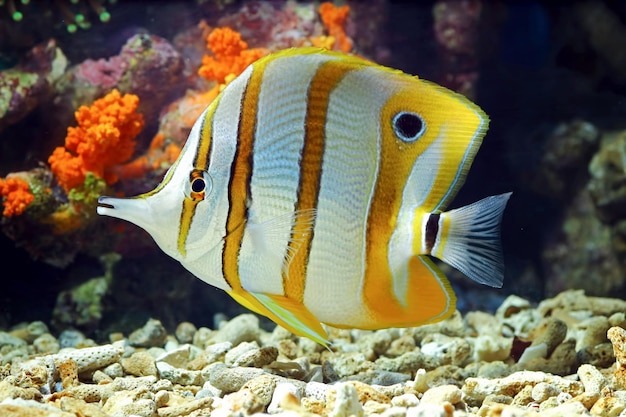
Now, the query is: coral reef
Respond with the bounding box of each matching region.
[67,33,184,124]
[1,0,115,34]
[0,40,67,133]
[0,177,34,217]
[432,0,482,98]
[198,27,268,84]
[49,89,144,192]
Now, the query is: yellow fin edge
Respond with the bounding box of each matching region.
[227,290,329,347]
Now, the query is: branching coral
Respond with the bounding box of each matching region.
[48,89,144,193]
[115,133,182,180]
[198,27,268,84]
[0,177,34,217]
[318,2,353,53]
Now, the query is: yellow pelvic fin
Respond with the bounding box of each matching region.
[227,290,329,347]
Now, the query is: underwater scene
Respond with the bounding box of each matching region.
[1,0,626,416]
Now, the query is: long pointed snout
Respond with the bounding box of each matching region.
[97,195,151,228]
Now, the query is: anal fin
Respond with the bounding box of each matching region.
[227,290,329,347]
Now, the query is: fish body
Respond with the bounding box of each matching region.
[98,48,510,346]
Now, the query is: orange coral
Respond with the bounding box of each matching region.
[48,89,144,192]
[178,85,222,128]
[319,2,353,53]
[0,177,35,217]
[115,133,182,180]
[198,27,268,84]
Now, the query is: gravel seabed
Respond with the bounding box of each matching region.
[1,289,626,417]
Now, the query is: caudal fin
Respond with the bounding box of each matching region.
[430,192,511,287]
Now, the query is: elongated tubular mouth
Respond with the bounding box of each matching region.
[97,196,115,210]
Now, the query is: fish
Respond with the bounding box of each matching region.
[97,47,511,346]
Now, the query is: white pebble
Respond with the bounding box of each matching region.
[267,382,301,414]
[330,382,363,417]
[391,393,419,408]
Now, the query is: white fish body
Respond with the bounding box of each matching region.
[98,48,511,346]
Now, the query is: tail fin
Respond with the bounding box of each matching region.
[430,193,511,287]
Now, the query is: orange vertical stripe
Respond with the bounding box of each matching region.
[362,88,455,326]
[283,60,353,301]
[222,66,265,291]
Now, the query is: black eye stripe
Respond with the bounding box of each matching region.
[393,112,425,142]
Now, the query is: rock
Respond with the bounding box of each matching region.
[59,396,110,417]
[101,388,157,417]
[462,371,584,403]
[420,334,471,367]
[385,335,416,357]
[0,399,75,417]
[208,364,265,393]
[155,397,213,417]
[121,351,157,377]
[590,395,626,416]
[328,382,364,417]
[0,332,28,349]
[267,382,302,414]
[576,316,610,352]
[224,340,259,365]
[495,295,538,337]
[234,346,279,368]
[9,321,49,344]
[187,341,232,370]
[56,358,79,389]
[531,382,560,403]
[241,374,276,406]
[376,351,429,374]
[0,380,42,402]
[53,341,124,373]
[328,352,374,378]
[541,400,590,416]
[128,318,167,348]
[408,401,456,417]
[102,362,124,379]
[58,329,87,349]
[306,380,331,400]
[175,322,197,344]
[210,314,261,346]
[155,361,204,386]
[155,344,193,368]
[65,383,114,403]
[529,317,568,357]
[577,363,608,393]
[588,130,626,224]
[421,384,463,407]
[465,311,503,336]
[390,393,419,407]
[608,326,626,389]
[407,311,466,343]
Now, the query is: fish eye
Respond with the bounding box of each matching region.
[185,169,212,201]
[393,111,426,142]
